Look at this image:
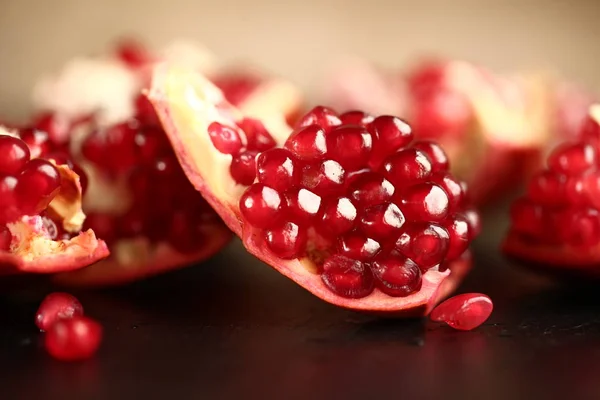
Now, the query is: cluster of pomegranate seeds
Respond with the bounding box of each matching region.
[230,106,478,299]
[36,292,102,361]
[212,74,262,107]
[430,293,493,331]
[508,115,600,247]
[80,94,217,251]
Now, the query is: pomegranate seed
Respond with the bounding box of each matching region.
[294,106,341,131]
[84,213,118,245]
[285,188,321,225]
[444,214,470,260]
[369,115,413,167]
[359,202,405,241]
[430,293,493,331]
[34,113,72,143]
[19,128,54,158]
[115,39,153,68]
[463,208,481,239]
[399,183,449,222]
[207,122,244,155]
[81,132,107,166]
[238,118,276,151]
[318,197,357,235]
[0,135,30,175]
[412,141,449,172]
[45,316,103,361]
[411,90,472,138]
[371,255,422,297]
[0,224,12,251]
[264,221,307,259]
[239,184,284,229]
[301,160,346,197]
[256,148,301,191]
[348,172,395,208]
[381,148,432,189]
[16,159,61,215]
[135,94,161,125]
[213,73,261,106]
[35,292,84,332]
[285,125,328,161]
[548,142,596,175]
[321,255,374,298]
[552,208,600,246]
[527,170,567,207]
[338,233,381,261]
[134,126,167,164]
[0,175,19,224]
[430,172,464,212]
[326,125,373,171]
[396,223,449,270]
[230,150,258,185]
[510,198,544,237]
[581,115,600,147]
[339,110,374,126]
[166,211,208,253]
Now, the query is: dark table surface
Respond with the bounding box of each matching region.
[2,204,600,400]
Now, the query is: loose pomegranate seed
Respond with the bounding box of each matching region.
[321,255,374,298]
[318,197,357,235]
[207,122,244,155]
[338,233,381,261]
[399,183,449,222]
[412,141,449,172]
[371,255,422,297]
[339,110,374,126]
[430,293,493,331]
[238,118,276,151]
[264,221,307,259]
[285,188,321,225]
[348,172,395,208]
[395,223,449,270]
[301,160,345,197]
[239,184,284,229]
[548,142,596,175]
[45,316,103,361]
[295,106,341,131]
[444,215,470,260]
[0,224,11,251]
[359,202,405,241]
[0,135,30,175]
[326,125,372,171]
[285,125,328,161]
[35,292,84,332]
[256,148,301,192]
[16,159,61,216]
[381,148,432,189]
[230,151,258,185]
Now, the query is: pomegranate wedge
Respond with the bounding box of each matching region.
[147,65,478,315]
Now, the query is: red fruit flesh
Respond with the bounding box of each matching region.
[430,293,493,331]
[35,292,84,331]
[45,316,102,361]
[148,66,478,315]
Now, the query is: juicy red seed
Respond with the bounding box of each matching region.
[212,73,262,106]
[295,106,341,131]
[552,208,600,246]
[399,183,449,222]
[410,90,472,138]
[430,293,493,331]
[321,255,374,299]
[284,125,328,161]
[301,160,346,197]
[45,316,103,361]
[135,94,161,125]
[81,132,106,166]
[318,197,357,235]
[430,172,464,212]
[338,233,381,261]
[369,115,413,167]
[582,171,600,209]
[395,223,449,270]
[264,221,307,259]
[412,141,449,172]
[115,39,153,68]
[285,188,321,225]
[238,118,276,151]
[34,113,72,143]
[207,122,244,155]
[0,224,11,251]
[0,175,19,224]
[230,151,258,186]
[359,202,405,241]
[19,128,53,158]
[239,184,284,229]
[256,148,301,191]
[348,172,394,208]
[381,148,432,189]
[134,127,168,164]
[326,125,373,171]
[84,213,118,244]
[510,198,544,237]
[371,255,422,297]
[463,209,481,239]
[548,142,596,175]
[339,110,374,126]
[0,135,30,175]
[166,211,208,253]
[444,214,470,260]
[16,159,62,215]
[35,292,84,332]
[581,114,600,145]
[527,170,567,207]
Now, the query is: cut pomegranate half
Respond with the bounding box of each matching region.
[147,65,479,315]
[503,105,600,275]
[0,126,109,275]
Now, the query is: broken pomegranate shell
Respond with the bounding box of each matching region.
[148,65,478,315]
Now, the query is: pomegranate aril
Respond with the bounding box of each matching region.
[326,125,372,171]
[412,141,449,172]
[0,135,30,175]
[34,113,72,144]
[510,198,544,237]
[239,184,284,229]
[381,148,432,189]
[230,150,258,185]
[116,39,153,69]
[339,110,374,126]
[167,211,208,253]
[301,160,346,197]
[285,188,321,225]
[399,183,449,222]
[463,208,481,239]
[396,223,449,270]
[294,106,341,131]
[371,255,422,297]
[359,202,405,241]
[444,215,470,260]
[213,73,261,106]
[135,94,161,125]
[238,118,276,151]
[348,172,394,208]
[318,197,357,235]
[430,172,464,212]
[35,292,84,332]
[45,316,103,361]
[134,126,168,164]
[207,122,244,155]
[430,293,493,331]
[0,175,19,224]
[284,125,328,161]
[0,224,11,251]
[527,170,567,207]
[16,159,61,215]
[19,128,53,158]
[256,148,301,192]
[552,208,600,246]
[264,221,307,259]
[321,255,374,299]
[84,213,118,245]
[548,142,596,175]
[369,115,413,167]
[338,233,381,261]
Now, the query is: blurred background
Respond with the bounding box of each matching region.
[0,0,599,120]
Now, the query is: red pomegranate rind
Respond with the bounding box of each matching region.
[147,65,473,315]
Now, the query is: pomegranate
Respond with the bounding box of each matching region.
[0,125,109,275]
[35,292,84,331]
[44,316,103,361]
[430,293,493,331]
[503,105,600,275]
[147,66,478,315]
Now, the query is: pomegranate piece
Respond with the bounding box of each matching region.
[35,292,84,331]
[44,316,103,361]
[148,66,479,315]
[430,293,493,331]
